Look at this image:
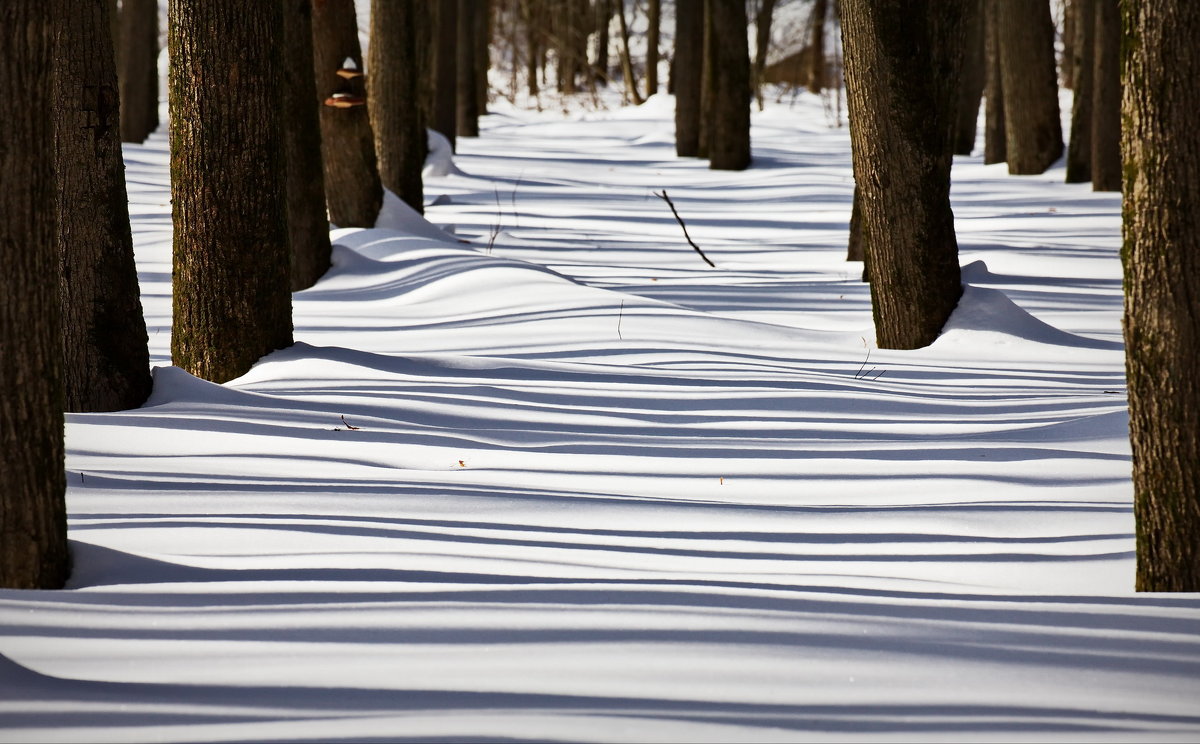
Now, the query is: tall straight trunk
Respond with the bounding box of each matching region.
[1061,0,1076,88]
[807,0,828,93]
[433,0,458,150]
[983,0,1006,164]
[1091,0,1120,191]
[117,0,159,142]
[369,0,425,212]
[282,0,332,290]
[841,0,966,350]
[645,0,660,96]
[169,0,293,383]
[706,0,750,171]
[1122,0,1200,591]
[53,0,151,412]
[524,0,541,96]
[697,0,715,159]
[847,184,864,264]
[952,0,985,155]
[457,0,481,136]
[1065,0,1094,183]
[475,0,489,113]
[751,0,776,110]
[615,0,644,105]
[311,0,382,227]
[593,0,610,85]
[674,0,703,156]
[996,0,1063,174]
[0,3,69,590]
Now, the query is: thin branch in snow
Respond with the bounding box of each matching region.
[654,190,715,268]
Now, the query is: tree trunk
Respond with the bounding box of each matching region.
[847,184,864,264]
[1061,0,1075,89]
[282,0,332,291]
[368,0,425,212]
[1123,0,1200,592]
[169,0,293,383]
[524,0,541,97]
[996,0,1063,174]
[706,0,751,171]
[457,0,481,137]
[475,0,489,113]
[807,0,828,94]
[615,0,644,105]
[53,0,151,412]
[751,0,776,111]
[645,0,660,97]
[952,0,985,155]
[0,3,68,590]
[674,0,703,156]
[1065,0,1094,183]
[117,0,159,143]
[1091,0,1120,191]
[433,1,458,150]
[841,0,966,350]
[983,0,1006,164]
[311,0,382,227]
[592,0,610,86]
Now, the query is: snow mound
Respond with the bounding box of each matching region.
[941,281,1119,350]
[423,128,466,177]
[374,189,460,243]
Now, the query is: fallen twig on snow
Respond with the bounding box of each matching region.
[654,190,715,268]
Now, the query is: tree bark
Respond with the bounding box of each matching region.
[953,0,985,155]
[674,0,703,157]
[457,0,481,137]
[368,0,425,212]
[645,0,660,97]
[169,0,293,383]
[433,1,458,150]
[841,0,966,350]
[311,0,382,227]
[523,0,541,96]
[592,0,610,86]
[1065,0,1094,183]
[996,0,1063,174]
[53,0,151,412]
[1,3,69,590]
[807,0,828,94]
[475,0,489,113]
[706,0,751,171]
[282,0,331,291]
[1122,0,1200,592]
[1091,0,1121,191]
[1061,0,1075,89]
[117,0,159,143]
[983,0,1006,164]
[751,0,776,111]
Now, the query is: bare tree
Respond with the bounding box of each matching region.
[1065,0,1094,183]
[983,0,1006,164]
[117,0,158,142]
[1,2,69,590]
[842,0,967,349]
[953,0,985,155]
[674,0,703,156]
[996,0,1063,174]
[751,0,777,110]
[704,0,751,171]
[458,0,482,136]
[1090,0,1120,191]
[369,0,425,211]
[1122,0,1200,592]
[615,0,645,104]
[808,0,828,94]
[646,0,660,97]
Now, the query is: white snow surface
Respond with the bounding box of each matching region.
[3,92,1200,742]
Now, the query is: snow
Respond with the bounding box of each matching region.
[2,88,1200,741]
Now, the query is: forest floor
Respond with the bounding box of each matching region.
[2,92,1199,742]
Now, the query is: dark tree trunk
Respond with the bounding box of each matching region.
[807,0,828,94]
[592,0,610,86]
[674,0,703,156]
[841,0,966,350]
[433,0,458,150]
[1122,0,1200,592]
[475,0,489,113]
[847,184,864,264]
[1065,0,1094,183]
[1061,0,1075,89]
[458,0,481,137]
[1091,0,1120,192]
[117,0,159,143]
[706,0,750,171]
[615,0,644,105]
[169,0,293,383]
[282,0,332,291]
[53,0,151,412]
[645,0,660,97]
[311,0,382,227]
[996,0,1063,174]
[952,0,985,155]
[697,0,714,159]
[524,0,541,96]
[983,0,1006,164]
[751,0,776,110]
[369,0,425,212]
[0,3,69,590]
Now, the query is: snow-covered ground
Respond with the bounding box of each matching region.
[2,90,1199,742]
